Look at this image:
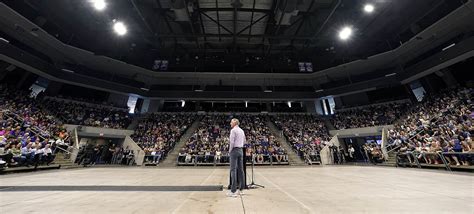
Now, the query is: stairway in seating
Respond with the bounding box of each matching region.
[52,152,80,169]
[379,151,398,167]
[159,117,202,167]
[266,121,306,166]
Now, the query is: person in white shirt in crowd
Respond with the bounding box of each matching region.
[33,144,44,168]
[42,144,55,165]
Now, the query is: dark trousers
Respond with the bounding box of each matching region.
[229,148,245,193]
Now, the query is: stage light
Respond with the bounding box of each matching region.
[442,43,455,51]
[364,4,374,13]
[245,101,248,108]
[0,37,10,43]
[113,21,127,36]
[90,0,106,11]
[338,26,352,40]
[287,101,292,108]
[181,100,185,107]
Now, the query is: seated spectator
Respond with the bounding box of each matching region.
[179,114,287,165]
[132,113,197,164]
[331,102,411,130]
[388,87,473,166]
[42,144,55,165]
[273,114,330,164]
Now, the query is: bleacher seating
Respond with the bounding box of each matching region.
[387,87,473,168]
[272,114,331,164]
[132,113,197,164]
[178,114,288,166]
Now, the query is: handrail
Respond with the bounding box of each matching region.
[396,151,474,171]
[2,110,51,141]
[176,154,289,166]
[53,145,72,154]
[387,145,401,153]
[396,152,421,168]
[385,109,446,152]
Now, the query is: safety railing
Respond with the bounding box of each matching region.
[396,151,474,171]
[2,110,50,141]
[385,110,448,154]
[176,154,289,166]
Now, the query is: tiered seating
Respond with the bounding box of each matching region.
[132,113,197,164]
[178,114,288,165]
[41,97,132,129]
[273,114,331,164]
[0,86,69,168]
[330,102,411,129]
[388,87,474,168]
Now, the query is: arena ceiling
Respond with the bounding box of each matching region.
[0,0,473,99]
[0,0,467,73]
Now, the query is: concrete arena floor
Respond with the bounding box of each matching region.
[0,166,472,214]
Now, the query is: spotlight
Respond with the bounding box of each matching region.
[113,21,127,36]
[181,100,185,107]
[338,26,352,41]
[245,101,248,108]
[364,4,374,13]
[287,101,292,108]
[90,0,106,11]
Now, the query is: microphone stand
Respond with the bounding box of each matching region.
[247,153,265,189]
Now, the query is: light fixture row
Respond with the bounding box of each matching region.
[88,0,127,36]
[338,4,375,41]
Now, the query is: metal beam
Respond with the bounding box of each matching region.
[290,0,316,46]
[233,4,238,49]
[247,0,257,43]
[215,0,221,41]
[236,14,268,35]
[184,0,200,49]
[153,33,348,41]
[191,7,317,15]
[155,0,177,44]
[305,0,341,45]
[195,0,207,42]
[130,0,155,35]
[200,11,234,34]
[266,0,289,57]
[262,0,279,45]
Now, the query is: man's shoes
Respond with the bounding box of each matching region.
[226,191,238,198]
[238,190,245,195]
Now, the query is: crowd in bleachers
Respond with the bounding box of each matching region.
[53,95,128,109]
[178,114,288,165]
[0,85,70,168]
[132,113,197,164]
[41,97,132,129]
[273,114,331,164]
[330,102,411,130]
[388,87,473,166]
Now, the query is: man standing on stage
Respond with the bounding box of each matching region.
[227,118,246,197]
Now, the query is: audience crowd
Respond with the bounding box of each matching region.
[41,97,132,129]
[388,87,473,166]
[273,114,331,164]
[179,114,288,165]
[0,85,70,168]
[132,113,197,164]
[330,102,411,130]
